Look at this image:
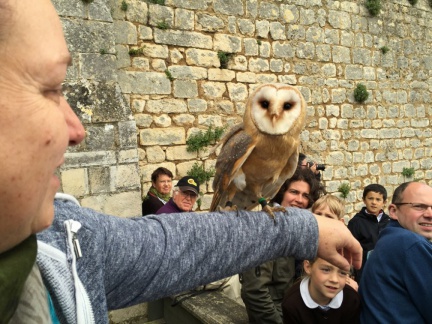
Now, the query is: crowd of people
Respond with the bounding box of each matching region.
[0,0,430,323]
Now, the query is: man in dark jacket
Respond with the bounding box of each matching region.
[157,176,200,214]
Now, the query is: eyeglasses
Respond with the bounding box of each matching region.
[179,191,198,199]
[394,203,432,212]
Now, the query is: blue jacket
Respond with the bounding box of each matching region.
[37,194,319,323]
[359,220,432,323]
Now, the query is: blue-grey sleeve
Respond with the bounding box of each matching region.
[45,199,318,310]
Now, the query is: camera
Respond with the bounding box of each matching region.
[307,161,326,171]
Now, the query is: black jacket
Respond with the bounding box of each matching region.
[348,207,390,281]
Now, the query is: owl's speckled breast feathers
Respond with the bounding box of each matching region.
[210,83,307,215]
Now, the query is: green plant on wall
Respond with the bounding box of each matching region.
[99,48,108,55]
[149,0,165,4]
[156,21,169,30]
[401,167,415,180]
[187,162,216,209]
[338,183,351,199]
[429,0,432,8]
[217,51,233,69]
[380,46,389,54]
[120,0,128,11]
[353,83,369,103]
[128,47,144,56]
[408,0,418,5]
[257,39,262,46]
[186,126,225,153]
[165,69,174,81]
[365,0,382,16]
[82,0,94,3]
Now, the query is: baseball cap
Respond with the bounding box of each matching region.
[175,176,200,195]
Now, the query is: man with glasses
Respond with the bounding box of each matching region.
[360,182,432,322]
[157,176,200,214]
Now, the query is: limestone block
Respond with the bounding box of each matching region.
[287,25,305,40]
[170,0,208,10]
[273,41,294,58]
[249,58,269,72]
[185,49,219,67]
[108,303,148,324]
[143,44,169,58]
[197,115,223,127]
[306,26,324,43]
[81,191,142,217]
[278,75,297,84]
[216,100,235,114]
[345,65,363,80]
[119,149,139,164]
[146,99,187,114]
[199,194,213,210]
[176,161,201,178]
[378,128,400,139]
[296,42,315,59]
[196,14,225,32]
[259,2,279,19]
[114,20,137,45]
[126,0,148,24]
[228,16,237,34]
[148,4,174,27]
[328,10,351,29]
[174,80,198,98]
[237,72,257,83]
[154,29,212,49]
[81,54,117,81]
[169,66,207,79]
[115,45,130,69]
[214,0,243,15]
[140,162,176,183]
[208,69,235,81]
[151,59,167,71]
[280,4,298,23]
[64,151,116,167]
[188,99,208,112]
[170,49,183,64]
[246,0,258,18]
[138,25,153,40]
[61,168,89,197]
[88,0,112,21]
[256,74,277,83]
[229,55,248,71]
[119,120,138,149]
[62,19,116,52]
[85,125,116,151]
[214,34,242,53]
[111,164,140,190]
[259,42,271,58]
[173,114,195,126]
[256,20,269,38]
[238,19,255,36]
[201,82,226,99]
[88,167,111,194]
[153,114,172,127]
[300,8,315,26]
[175,8,194,30]
[324,29,339,44]
[227,83,248,101]
[118,71,171,94]
[270,22,286,40]
[139,127,185,146]
[132,57,150,70]
[53,0,86,18]
[166,146,197,160]
[332,46,351,64]
[146,146,166,163]
[244,38,259,56]
[135,114,153,128]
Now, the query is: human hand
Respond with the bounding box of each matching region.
[314,215,362,271]
[345,276,359,291]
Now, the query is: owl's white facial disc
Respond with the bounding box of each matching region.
[250,85,303,135]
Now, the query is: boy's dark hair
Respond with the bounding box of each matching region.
[362,184,387,201]
[391,182,411,204]
[151,167,173,183]
[298,153,307,165]
[271,168,326,208]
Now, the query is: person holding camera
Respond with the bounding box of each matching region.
[298,153,325,181]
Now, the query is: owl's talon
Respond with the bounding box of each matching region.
[217,205,238,213]
[262,205,277,224]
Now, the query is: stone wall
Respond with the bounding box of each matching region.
[55,0,432,218]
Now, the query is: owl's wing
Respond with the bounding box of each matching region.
[210,125,255,211]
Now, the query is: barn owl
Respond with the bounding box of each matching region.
[210,83,307,220]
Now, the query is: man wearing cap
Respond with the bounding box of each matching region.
[157,176,200,214]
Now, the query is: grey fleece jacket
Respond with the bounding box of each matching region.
[36,195,318,323]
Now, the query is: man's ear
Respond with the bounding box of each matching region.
[303,260,312,276]
[388,204,398,220]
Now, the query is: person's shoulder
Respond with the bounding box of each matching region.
[283,280,301,302]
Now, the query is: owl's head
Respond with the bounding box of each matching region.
[245,83,306,136]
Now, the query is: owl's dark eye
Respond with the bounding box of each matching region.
[283,102,292,110]
[260,100,269,109]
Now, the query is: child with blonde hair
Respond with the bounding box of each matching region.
[282,195,360,323]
